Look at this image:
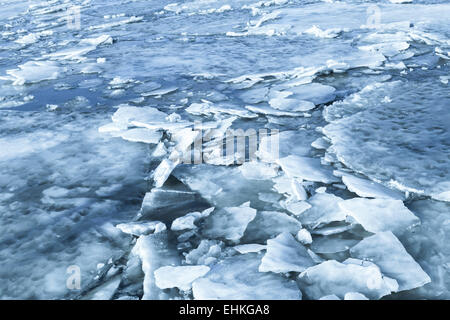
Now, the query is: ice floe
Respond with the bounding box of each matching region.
[350,232,431,291]
[202,202,257,242]
[298,260,398,300]
[339,198,420,235]
[192,254,301,300]
[276,155,338,184]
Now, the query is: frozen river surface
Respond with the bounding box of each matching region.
[0,0,449,299]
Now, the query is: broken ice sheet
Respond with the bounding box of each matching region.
[202,202,257,242]
[339,198,420,236]
[276,155,338,184]
[192,253,301,300]
[298,259,398,300]
[298,192,347,229]
[259,232,315,273]
[243,211,302,243]
[341,174,405,200]
[350,231,431,292]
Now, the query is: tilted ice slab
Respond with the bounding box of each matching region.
[132,232,180,300]
[202,202,257,242]
[276,155,338,184]
[192,253,301,300]
[350,232,431,292]
[154,266,210,291]
[259,232,315,273]
[339,198,420,236]
[341,174,405,200]
[298,193,347,229]
[298,259,398,300]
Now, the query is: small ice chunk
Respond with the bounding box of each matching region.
[259,232,315,273]
[154,266,210,291]
[304,25,342,39]
[116,221,167,236]
[339,198,420,235]
[298,260,398,300]
[296,229,312,245]
[185,240,223,265]
[171,207,215,231]
[350,232,431,291]
[192,254,301,300]
[234,244,266,254]
[344,292,369,300]
[283,200,312,216]
[202,202,257,242]
[342,175,404,200]
[276,155,338,183]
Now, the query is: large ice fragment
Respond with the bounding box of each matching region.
[202,202,257,242]
[350,232,431,291]
[339,198,420,235]
[192,254,301,300]
[276,155,338,183]
[298,260,398,300]
[298,193,347,228]
[259,232,315,273]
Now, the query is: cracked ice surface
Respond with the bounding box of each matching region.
[0,0,449,300]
